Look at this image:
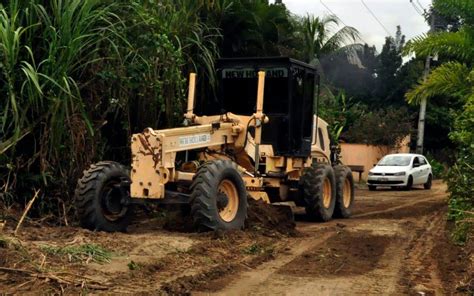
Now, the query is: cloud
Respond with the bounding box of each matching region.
[280,0,431,51]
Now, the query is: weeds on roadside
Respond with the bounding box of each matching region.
[243,243,274,256]
[127,260,141,270]
[40,243,113,264]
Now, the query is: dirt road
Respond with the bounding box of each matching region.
[208,182,452,295]
[1,181,472,294]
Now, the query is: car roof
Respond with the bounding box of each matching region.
[384,153,425,158]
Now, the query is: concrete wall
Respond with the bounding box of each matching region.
[340,137,410,182]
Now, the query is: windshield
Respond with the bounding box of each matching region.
[377,155,412,166]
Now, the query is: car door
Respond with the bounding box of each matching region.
[419,157,430,183]
[412,157,423,184]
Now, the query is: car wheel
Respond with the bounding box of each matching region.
[368,185,376,191]
[405,176,413,191]
[424,174,432,190]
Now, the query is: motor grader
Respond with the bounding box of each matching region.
[75,57,355,232]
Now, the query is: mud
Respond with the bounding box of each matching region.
[0,181,471,295]
[280,231,395,277]
[245,198,298,236]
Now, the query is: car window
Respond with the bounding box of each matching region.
[413,157,420,165]
[378,155,412,166]
[419,157,427,165]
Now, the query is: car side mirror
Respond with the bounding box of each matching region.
[413,163,420,168]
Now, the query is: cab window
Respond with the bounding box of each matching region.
[318,128,325,150]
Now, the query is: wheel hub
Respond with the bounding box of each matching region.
[102,182,128,221]
[217,179,239,222]
[217,192,229,210]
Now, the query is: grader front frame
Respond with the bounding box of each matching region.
[75,57,355,232]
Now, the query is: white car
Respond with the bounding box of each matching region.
[367,153,432,191]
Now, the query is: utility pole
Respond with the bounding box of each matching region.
[416,11,435,154]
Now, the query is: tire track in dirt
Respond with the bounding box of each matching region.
[353,187,446,219]
[399,209,446,294]
[200,232,335,296]
[198,182,449,295]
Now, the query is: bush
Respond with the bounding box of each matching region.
[446,96,474,244]
[343,107,414,149]
[425,154,446,179]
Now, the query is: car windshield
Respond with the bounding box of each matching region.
[377,155,412,166]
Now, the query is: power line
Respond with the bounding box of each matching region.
[410,0,424,16]
[360,0,392,37]
[319,0,370,45]
[320,0,348,26]
[416,0,426,13]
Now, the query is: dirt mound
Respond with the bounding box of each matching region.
[245,198,297,236]
[133,198,298,236]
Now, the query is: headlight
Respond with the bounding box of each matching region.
[368,172,374,176]
[394,172,406,176]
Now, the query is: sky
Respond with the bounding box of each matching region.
[278,0,432,52]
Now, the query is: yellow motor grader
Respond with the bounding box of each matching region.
[75,57,355,232]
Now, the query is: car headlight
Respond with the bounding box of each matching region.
[393,172,406,176]
[368,172,374,176]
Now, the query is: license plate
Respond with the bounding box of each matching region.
[179,134,211,147]
[378,177,388,181]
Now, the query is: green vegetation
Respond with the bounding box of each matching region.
[405,0,473,243]
[243,242,273,256]
[0,0,471,242]
[127,260,141,270]
[40,243,113,264]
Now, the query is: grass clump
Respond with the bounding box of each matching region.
[41,243,113,264]
[243,243,274,256]
[127,260,141,270]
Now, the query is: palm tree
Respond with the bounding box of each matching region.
[297,14,361,64]
[405,1,473,104]
[404,0,474,242]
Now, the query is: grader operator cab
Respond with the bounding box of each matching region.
[75,57,355,232]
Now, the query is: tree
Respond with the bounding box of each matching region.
[296,14,361,65]
[320,44,378,104]
[404,0,474,243]
[375,26,406,104]
[219,0,292,57]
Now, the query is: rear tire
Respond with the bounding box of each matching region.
[75,161,132,232]
[299,164,336,222]
[190,160,247,231]
[333,165,355,218]
[368,185,376,191]
[424,174,432,190]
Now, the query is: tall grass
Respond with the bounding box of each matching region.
[0,0,223,219]
[0,0,125,213]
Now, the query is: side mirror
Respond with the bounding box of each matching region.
[413,163,420,168]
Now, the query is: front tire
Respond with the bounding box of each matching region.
[368,185,376,191]
[405,176,413,190]
[333,165,355,218]
[299,164,336,221]
[424,174,432,190]
[190,160,247,231]
[75,161,132,232]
